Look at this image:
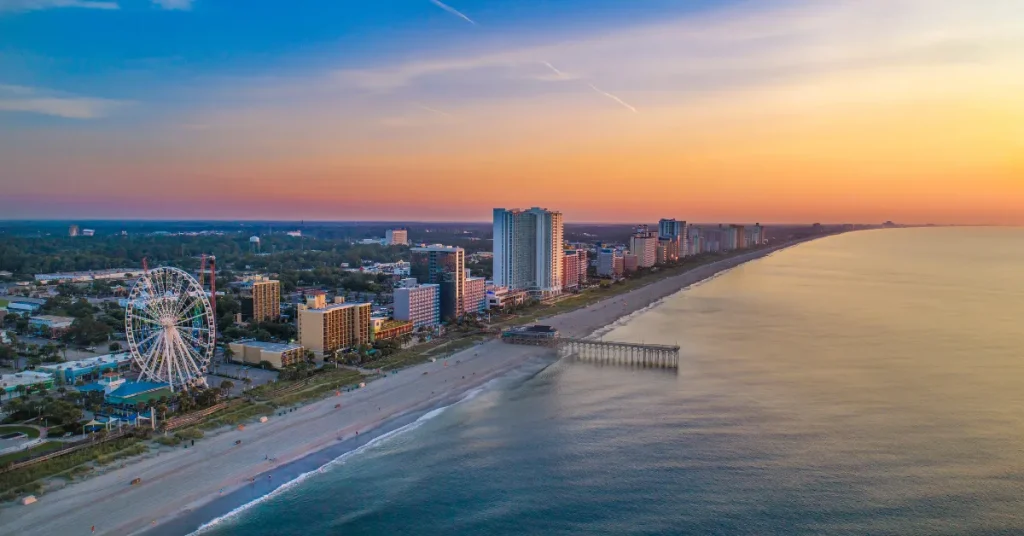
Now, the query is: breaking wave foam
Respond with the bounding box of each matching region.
[188,383,495,534]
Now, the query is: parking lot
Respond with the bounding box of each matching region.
[206,362,279,395]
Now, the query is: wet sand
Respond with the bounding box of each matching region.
[4,242,806,535]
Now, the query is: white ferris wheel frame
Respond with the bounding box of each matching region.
[124,266,216,392]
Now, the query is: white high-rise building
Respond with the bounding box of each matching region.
[493,207,564,296]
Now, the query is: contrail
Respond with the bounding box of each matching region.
[430,0,476,25]
[417,103,453,118]
[588,83,638,113]
[541,61,566,78]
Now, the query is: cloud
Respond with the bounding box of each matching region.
[586,83,637,113]
[152,0,191,10]
[416,103,453,118]
[331,0,1023,98]
[429,0,475,25]
[0,85,127,119]
[0,0,118,11]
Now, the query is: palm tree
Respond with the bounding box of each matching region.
[219,380,235,393]
[57,386,66,399]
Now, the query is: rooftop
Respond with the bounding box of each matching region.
[108,380,168,399]
[411,245,464,253]
[37,353,133,373]
[232,340,303,352]
[303,301,372,313]
[29,315,76,327]
[1,371,53,389]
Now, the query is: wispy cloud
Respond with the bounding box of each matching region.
[0,85,127,119]
[0,0,118,11]
[416,103,453,118]
[538,61,579,81]
[586,83,638,113]
[429,0,475,25]
[152,0,192,10]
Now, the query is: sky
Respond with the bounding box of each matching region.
[0,0,1022,224]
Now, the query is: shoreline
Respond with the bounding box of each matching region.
[4,239,818,536]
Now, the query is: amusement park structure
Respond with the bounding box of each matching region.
[124,259,216,392]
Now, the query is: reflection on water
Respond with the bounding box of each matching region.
[204,228,1024,536]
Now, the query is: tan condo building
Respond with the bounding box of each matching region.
[296,296,372,357]
[228,340,305,369]
[250,278,281,322]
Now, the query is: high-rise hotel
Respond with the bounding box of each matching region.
[493,207,564,297]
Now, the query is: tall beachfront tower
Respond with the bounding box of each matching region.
[410,245,465,320]
[658,218,687,258]
[493,207,564,297]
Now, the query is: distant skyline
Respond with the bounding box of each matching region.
[1,0,1022,224]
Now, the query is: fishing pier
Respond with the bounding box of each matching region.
[502,326,680,370]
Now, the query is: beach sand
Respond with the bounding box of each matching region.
[3,243,802,535]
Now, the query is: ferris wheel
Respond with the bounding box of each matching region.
[125,266,215,392]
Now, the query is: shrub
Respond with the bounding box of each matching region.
[174,428,204,441]
[154,436,181,447]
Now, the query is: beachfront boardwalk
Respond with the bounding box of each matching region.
[502,334,680,369]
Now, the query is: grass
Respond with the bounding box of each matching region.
[198,402,275,430]
[267,369,363,407]
[365,334,490,371]
[0,298,9,307]
[153,427,205,446]
[0,425,42,439]
[0,441,63,466]
[94,443,148,466]
[0,437,143,495]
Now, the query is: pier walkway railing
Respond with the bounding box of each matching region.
[501,334,680,369]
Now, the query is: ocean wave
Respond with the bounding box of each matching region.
[188,377,504,535]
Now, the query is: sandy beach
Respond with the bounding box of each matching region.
[3,241,805,535]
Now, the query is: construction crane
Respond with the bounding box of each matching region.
[198,254,217,324]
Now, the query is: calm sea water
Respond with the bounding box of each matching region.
[198,228,1024,536]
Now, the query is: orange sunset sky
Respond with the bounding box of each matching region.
[1,0,1022,224]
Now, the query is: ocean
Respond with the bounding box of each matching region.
[192,227,1024,535]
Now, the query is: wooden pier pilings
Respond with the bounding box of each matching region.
[502,334,680,369]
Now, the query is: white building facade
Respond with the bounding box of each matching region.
[493,207,564,297]
[393,279,440,329]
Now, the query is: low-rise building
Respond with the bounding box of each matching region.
[33,268,139,284]
[29,315,75,338]
[228,340,305,369]
[486,285,529,309]
[371,317,415,341]
[4,301,41,315]
[37,353,134,384]
[1,371,54,397]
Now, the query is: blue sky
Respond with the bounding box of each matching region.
[0,0,728,121]
[1,0,1021,224]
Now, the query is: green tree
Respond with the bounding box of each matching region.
[44,399,83,427]
[109,342,122,352]
[65,316,113,345]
